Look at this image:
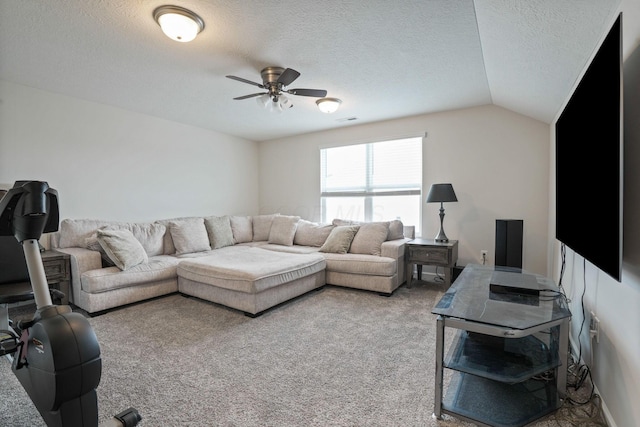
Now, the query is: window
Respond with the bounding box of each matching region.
[320,137,422,233]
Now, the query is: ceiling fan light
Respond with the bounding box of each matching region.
[278,94,292,110]
[153,6,204,42]
[257,94,270,108]
[316,97,342,113]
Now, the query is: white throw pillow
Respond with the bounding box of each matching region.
[268,215,300,246]
[230,216,253,243]
[349,222,390,256]
[319,225,360,254]
[204,216,235,249]
[169,218,211,255]
[252,214,278,241]
[294,220,334,247]
[96,229,148,270]
[102,222,166,256]
[387,219,404,240]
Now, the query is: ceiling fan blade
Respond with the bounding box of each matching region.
[286,88,328,98]
[233,92,267,100]
[226,75,265,88]
[277,68,300,86]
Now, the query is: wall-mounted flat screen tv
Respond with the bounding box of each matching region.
[556,13,623,282]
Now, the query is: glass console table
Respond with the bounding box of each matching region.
[432,264,571,427]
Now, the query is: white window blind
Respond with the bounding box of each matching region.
[320,137,422,232]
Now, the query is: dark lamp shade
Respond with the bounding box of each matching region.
[426,183,458,203]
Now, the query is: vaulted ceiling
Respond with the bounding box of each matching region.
[0,0,621,141]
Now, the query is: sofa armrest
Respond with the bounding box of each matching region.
[53,247,102,303]
[381,238,411,259]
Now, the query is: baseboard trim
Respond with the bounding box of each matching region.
[568,336,617,427]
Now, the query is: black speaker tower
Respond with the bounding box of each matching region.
[495,219,523,268]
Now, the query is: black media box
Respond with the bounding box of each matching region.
[489,270,542,297]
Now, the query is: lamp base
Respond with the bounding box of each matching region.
[434,205,449,243]
[434,229,449,243]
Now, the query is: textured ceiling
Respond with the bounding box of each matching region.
[0,0,621,141]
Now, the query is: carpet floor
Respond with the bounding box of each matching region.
[0,282,605,426]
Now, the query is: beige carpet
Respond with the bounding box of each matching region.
[0,283,605,426]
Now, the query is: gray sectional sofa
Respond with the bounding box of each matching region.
[49,214,414,316]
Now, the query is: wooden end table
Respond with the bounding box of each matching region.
[405,239,458,288]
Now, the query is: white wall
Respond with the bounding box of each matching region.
[0,81,260,229]
[549,3,640,426]
[259,104,550,275]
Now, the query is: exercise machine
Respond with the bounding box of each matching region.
[0,181,141,427]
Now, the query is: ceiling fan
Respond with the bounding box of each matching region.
[226,67,327,111]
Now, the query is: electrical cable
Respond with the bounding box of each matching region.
[553,243,607,425]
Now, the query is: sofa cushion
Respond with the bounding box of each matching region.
[169,218,211,255]
[349,222,390,256]
[230,216,253,243]
[321,252,397,276]
[85,234,116,267]
[81,258,179,293]
[96,229,148,271]
[204,215,235,249]
[58,219,113,248]
[176,246,325,294]
[102,222,166,257]
[252,214,278,241]
[268,215,300,246]
[156,216,196,255]
[319,225,360,254]
[387,220,405,240]
[333,218,404,241]
[294,220,334,247]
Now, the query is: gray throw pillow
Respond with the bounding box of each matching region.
[387,219,404,240]
[96,229,148,270]
[349,222,390,256]
[85,233,116,267]
[230,216,253,243]
[319,225,360,254]
[102,222,166,256]
[268,215,300,246]
[169,218,211,255]
[252,214,278,241]
[204,215,235,249]
[294,220,334,247]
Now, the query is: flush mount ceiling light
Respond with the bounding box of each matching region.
[153,5,204,42]
[316,97,342,114]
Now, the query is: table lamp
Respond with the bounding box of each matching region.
[426,183,457,242]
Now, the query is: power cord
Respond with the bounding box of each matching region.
[555,243,607,425]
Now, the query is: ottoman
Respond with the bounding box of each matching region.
[176,246,326,316]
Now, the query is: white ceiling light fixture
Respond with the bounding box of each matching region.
[153,5,204,43]
[316,98,342,114]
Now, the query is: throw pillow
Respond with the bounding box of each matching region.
[349,222,390,256]
[252,214,278,241]
[169,218,211,255]
[387,219,404,240]
[85,233,116,267]
[319,225,360,254]
[230,216,253,243]
[204,215,235,249]
[102,222,166,256]
[96,229,148,271]
[268,215,300,246]
[293,220,335,247]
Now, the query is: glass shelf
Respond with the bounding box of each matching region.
[443,371,560,427]
[444,329,561,384]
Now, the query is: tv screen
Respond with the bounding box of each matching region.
[555,13,622,282]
